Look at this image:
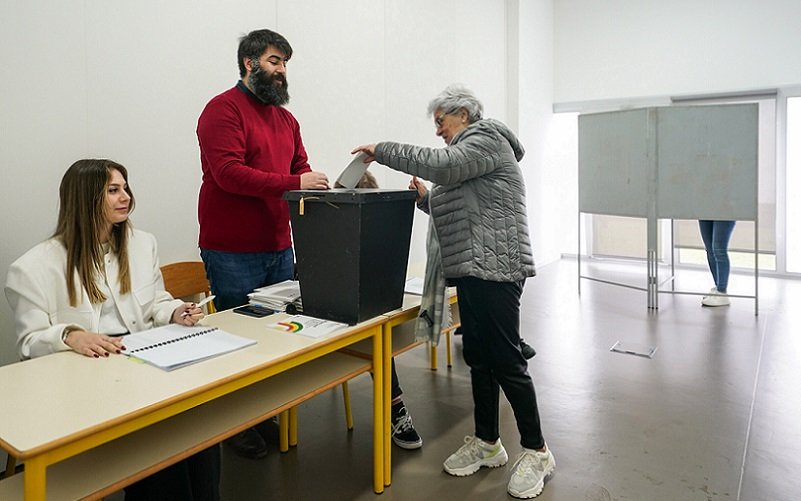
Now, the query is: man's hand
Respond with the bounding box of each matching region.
[300,172,330,190]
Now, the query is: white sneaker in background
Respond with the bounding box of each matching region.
[507,447,556,499]
[443,435,508,476]
[701,287,718,301]
[702,290,730,307]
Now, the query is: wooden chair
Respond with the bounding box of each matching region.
[429,324,458,370]
[160,261,216,314]
[3,454,16,479]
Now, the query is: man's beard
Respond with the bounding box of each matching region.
[248,62,290,106]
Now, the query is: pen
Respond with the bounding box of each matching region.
[182,295,216,317]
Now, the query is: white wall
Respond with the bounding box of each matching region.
[516,1,578,268]
[554,0,801,104]
[0,0,526,367]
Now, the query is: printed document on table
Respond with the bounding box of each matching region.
[266,315,348,339]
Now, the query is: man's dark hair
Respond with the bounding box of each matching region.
[237,29,293,78]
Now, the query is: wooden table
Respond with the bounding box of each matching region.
[0,310,386,499]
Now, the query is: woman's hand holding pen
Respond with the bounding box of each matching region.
[173,302,205,326]
[63,329,125,358]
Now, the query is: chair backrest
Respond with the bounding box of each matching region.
[160,261,216,313]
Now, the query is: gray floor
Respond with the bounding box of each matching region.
[136,258,801,500]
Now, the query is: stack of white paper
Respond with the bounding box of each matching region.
[248,280,302,311]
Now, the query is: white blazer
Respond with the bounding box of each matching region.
[5,229,183,360]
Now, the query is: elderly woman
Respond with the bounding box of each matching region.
[352,84,554,499]
[5,159,219,501]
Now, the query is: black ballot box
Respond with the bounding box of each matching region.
[284,189,417,324]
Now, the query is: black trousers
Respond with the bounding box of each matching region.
[124,444,220,501]
[453,276,545,450]
[372,358,403,401]
[390,357,403,400]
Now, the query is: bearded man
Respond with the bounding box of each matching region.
[196,28,329,459]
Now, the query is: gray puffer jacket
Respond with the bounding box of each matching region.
[374,118,536,282]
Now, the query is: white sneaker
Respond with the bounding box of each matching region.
[701,287,718,301]
[702,289,730,307]
[443,436,508,476]
[507,447,556,499]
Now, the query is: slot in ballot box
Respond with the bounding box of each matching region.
[285,189,417,324]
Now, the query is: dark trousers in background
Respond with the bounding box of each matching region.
[124,444,220,501]
[390,357,402,400]
[453,276,545,451]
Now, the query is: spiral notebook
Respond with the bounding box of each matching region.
[121,324,256,371]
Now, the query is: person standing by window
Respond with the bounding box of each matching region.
[698,220,736,307]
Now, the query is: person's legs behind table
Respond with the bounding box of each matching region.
[124,444,221,501]
[200,247,295,459]
[698,220,735,307]
[388,357,423,449]
[445,277,554,499]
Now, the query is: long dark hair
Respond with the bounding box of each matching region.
[53,159,136,305]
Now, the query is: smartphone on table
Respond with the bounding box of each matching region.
[232,304,274,318]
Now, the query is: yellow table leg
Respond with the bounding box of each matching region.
[23,456,46,500]
[383,323,393,486]
[373,330,384,493]
[429,341,438,371]
[446,328,453,368]
[289,406,298,447]
[279,410,290,452]
[342,382,354,430]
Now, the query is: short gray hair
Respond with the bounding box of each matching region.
[427,84,484,123]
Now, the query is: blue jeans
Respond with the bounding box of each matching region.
[200,247,295,311]
[698,220,736,293]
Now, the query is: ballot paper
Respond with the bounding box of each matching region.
[335,152,369,189]
[404,277,424,295]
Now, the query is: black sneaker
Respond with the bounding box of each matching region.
[391,406,423,449]
[520,340,536,360]
[225,427,269,459]
[255,416,279,444]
